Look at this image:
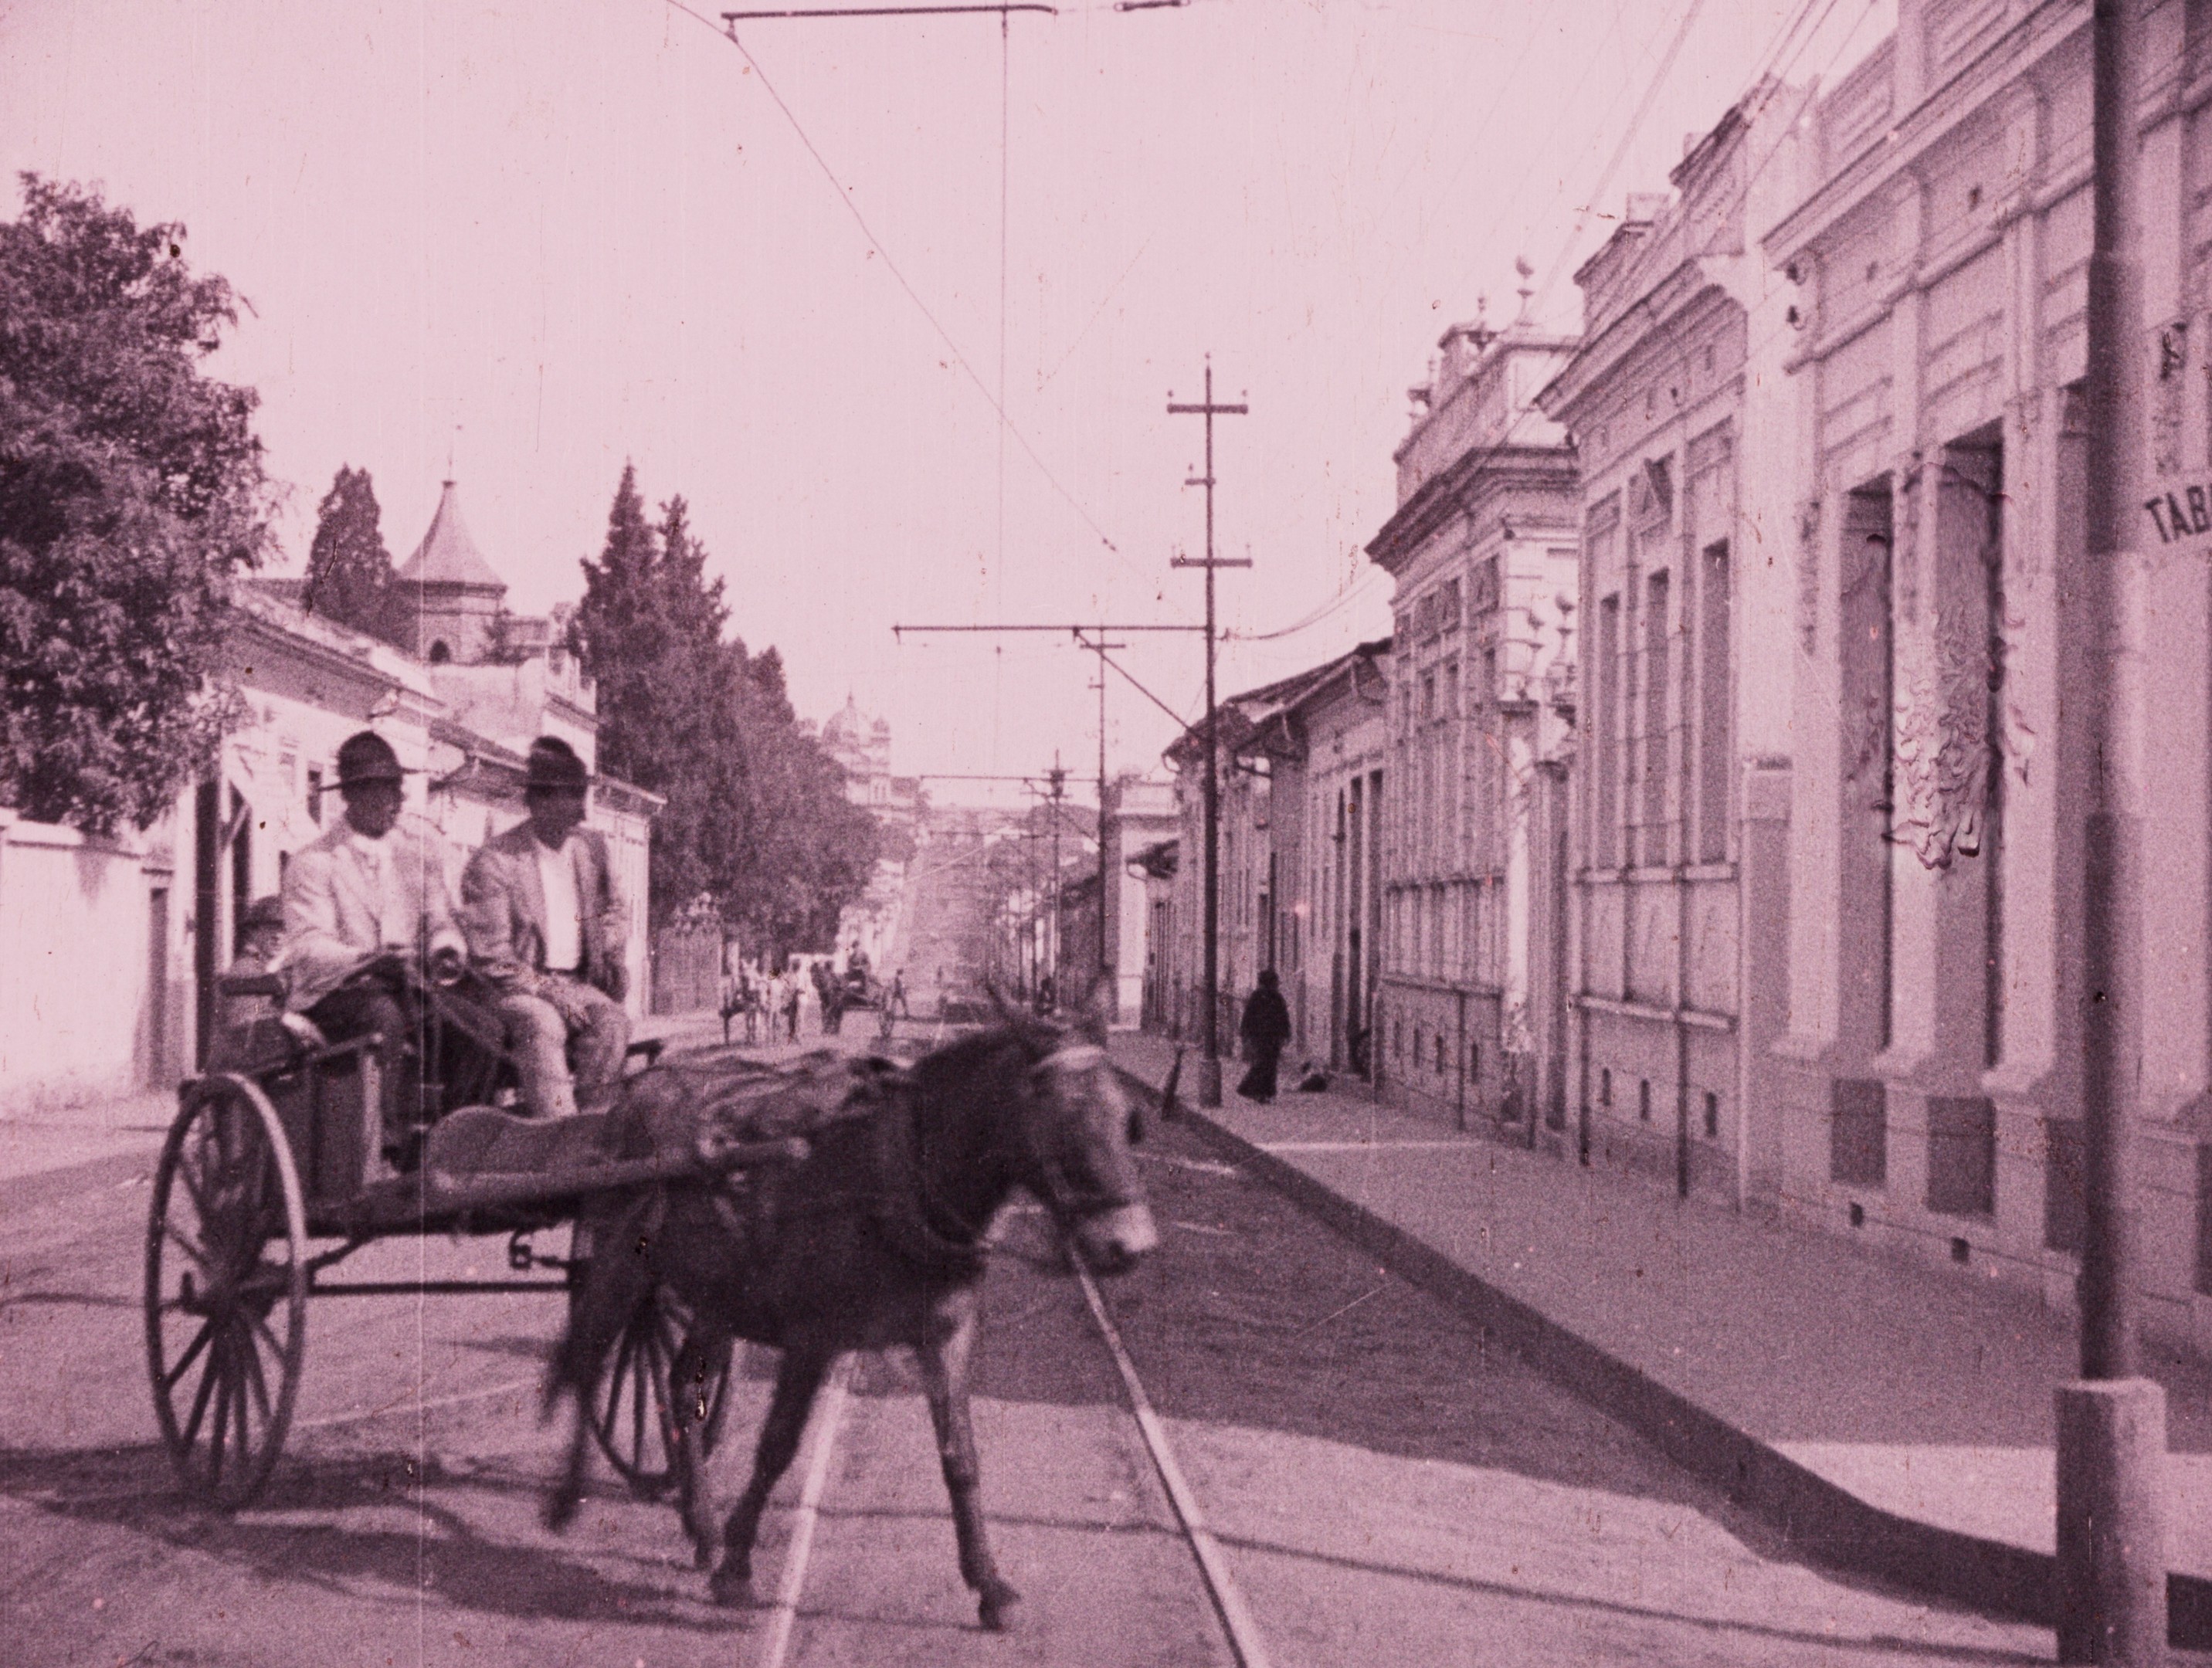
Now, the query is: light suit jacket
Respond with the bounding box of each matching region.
[279,819,466,1012]
[460,822,629,1002]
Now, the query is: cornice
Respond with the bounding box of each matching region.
[1368,444,1579,573]
[1764,1,2085,267]
[1540,259,1741,422]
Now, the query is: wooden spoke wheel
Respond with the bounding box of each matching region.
[144,1074,309,1510]
[584,1283,733,1500]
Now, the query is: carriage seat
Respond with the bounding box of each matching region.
[205,972,328,1075]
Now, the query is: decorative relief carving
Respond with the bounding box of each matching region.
[1889,614,1991,869]
[1796,497,1822,656]
[2156,320,2189,476]
[1882,520,2026,873]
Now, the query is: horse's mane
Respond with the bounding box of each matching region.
[906,1023,1045,1101]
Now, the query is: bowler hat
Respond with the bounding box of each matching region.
[523,736,590,794]
[333,731,406,788]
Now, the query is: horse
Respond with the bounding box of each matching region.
[541,1003,1157,1630]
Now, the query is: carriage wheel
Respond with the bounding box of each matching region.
[584,1284,734,1499]
[144,1074,309,1510]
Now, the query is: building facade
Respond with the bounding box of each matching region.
[1539,84,1813,1202]
[1367,307,1579,1127]
[1262,641,1393,1073]
[1760,0,2212,1348]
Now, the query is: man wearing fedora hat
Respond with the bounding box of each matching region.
[279,731,475,1146]
[460,736,630,1120]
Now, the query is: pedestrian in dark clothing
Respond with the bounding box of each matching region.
[1237,969,1293,1104]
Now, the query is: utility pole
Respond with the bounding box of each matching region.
[2059,6,2165,1663]
[893,620,1203,1015]
[1169,358,1249,1107]
[1045,758,1066,1005]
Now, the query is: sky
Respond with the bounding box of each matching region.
[0,0,1891,802]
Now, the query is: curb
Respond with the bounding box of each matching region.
[1118,1062,2212,1648]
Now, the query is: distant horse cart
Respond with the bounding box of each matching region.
[145,958,1155,1631]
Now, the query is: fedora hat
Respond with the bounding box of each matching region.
[523,736,590,794]
[333,731,408,789]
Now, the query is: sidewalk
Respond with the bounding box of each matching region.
[1108,1030,2212,1643]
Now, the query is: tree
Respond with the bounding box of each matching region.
[574,469,738,922]
[300,464,399,644]
[0,175,270,832]
[570,465,878,950]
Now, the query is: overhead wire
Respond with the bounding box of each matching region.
[1226,565,1387,643]
[1290,0,1857,609]
[660,0,1143,576]
[1524,0,1714,325]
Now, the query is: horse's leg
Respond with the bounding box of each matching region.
[670,1327,731,1570]
[544,1196,656,1533]
[916,1304,1020,1631]
[711,1345,833,1607]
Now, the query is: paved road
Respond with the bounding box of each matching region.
[2,1076,2056,1667]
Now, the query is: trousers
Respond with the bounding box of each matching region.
[497,974,629,1119]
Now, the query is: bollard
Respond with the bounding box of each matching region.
[2056,1378,2168,1665]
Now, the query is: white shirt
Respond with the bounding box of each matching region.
[348,828,409,949]
[536,835,583,973]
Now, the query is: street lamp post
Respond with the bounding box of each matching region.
[2057,4,2166,1663]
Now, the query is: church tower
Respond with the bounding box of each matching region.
[392,480,507,664]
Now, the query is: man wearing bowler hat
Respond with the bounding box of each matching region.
[461,737,631,1120]
[279,731,475,1150]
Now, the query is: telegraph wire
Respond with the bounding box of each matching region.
[659,0,1138,570]
[1525,0,1713,326]
[1277,0,1876,620]
[1225,565,1386,643]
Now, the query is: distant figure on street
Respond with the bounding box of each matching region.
[1237,969,1292,1104]
[782,962,804,1041]
[811,957,844,1035]
[719,969,748,1045]
[1033,972,1056,1017]
[891,969,909,1019]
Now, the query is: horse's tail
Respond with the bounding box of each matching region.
[545,1187,665,1421]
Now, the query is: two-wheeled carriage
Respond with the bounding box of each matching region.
[142,958,806,1510]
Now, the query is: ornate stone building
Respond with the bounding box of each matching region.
[1539,83,1813,1202]
[1367,300,1579,1127]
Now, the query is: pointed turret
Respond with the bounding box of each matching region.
[392,480,507,663]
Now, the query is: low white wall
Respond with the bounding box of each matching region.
[0,813,169,1115]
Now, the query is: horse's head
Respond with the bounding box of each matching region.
[1000,988,1157,1276]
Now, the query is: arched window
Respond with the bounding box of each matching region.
[428,640,451,666]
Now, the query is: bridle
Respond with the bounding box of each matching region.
[871,1031,1130,1274]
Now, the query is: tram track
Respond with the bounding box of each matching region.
[739,1213,1277,1668]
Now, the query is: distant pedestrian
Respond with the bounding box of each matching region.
[719,971,745,1045]
[782,965,803,1041]
[1237,969,1292,1104]
[891,969,909,1018]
